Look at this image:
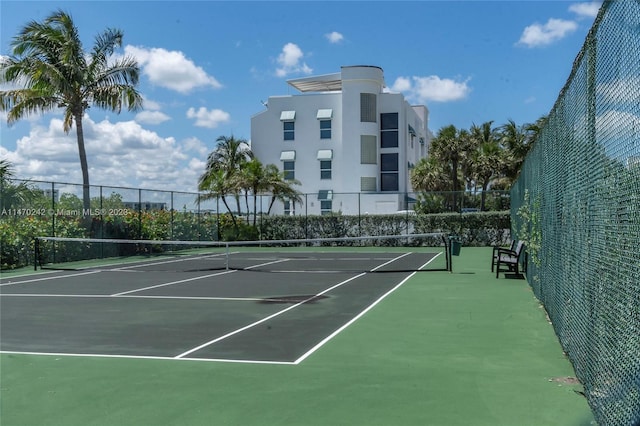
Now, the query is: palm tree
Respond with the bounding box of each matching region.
[197,168,239,231]
[201,135,254,216]
[262,164,302,215]
[0,159,12,182]
[235,158,268,226]
[410,156,449,192]
[466,121,506,210]
[430,125,470,211]
[0,159,36,210]
[0,10,143,209]
[498,118,542,187]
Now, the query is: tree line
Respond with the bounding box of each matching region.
[411,118,544,212]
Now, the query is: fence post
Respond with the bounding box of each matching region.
[170,191,174,241]
[137,188,142,239]
[51,181,56,237]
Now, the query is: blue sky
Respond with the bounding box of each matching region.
[1,0,601,192]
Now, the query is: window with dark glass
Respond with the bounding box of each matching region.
[320,120,331,139]
[380,153,399,191]
[381,112,399,148]
[318,190,333,215]
[283,121,295,140]
[381,113,398,129]
[283,161,295,180]
[320,160,332,179]
[320,200,332,215]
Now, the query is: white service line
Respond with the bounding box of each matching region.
[112,270,237,296]
[242,258,291,270]
[0,293,268,302]
[370,251,412,271]
[419,251,442,269]
[174,272,368,359]
[113,252,229,270]
[0,270,101,286]
[294,269,417,364]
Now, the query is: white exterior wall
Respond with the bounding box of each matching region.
[250,65,431,216]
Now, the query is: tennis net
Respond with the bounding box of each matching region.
[34,233,453,273]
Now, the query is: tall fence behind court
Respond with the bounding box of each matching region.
[1,178,511,269]
[511,1,640,424]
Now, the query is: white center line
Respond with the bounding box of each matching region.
[174,272,367,359]
[112,270,237,296]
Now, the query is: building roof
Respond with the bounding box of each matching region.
[287,72,343,92]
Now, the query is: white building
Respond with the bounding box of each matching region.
[251,65,432,215]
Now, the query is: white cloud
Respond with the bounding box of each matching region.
[569,2,602,18]
[325,31,344,44]
[517,18,578,48]
[186,107,231,128]
[135,110,171,125]
[125,45,222,94]
[391,75,471,103]
[391,77,412,92]
[182,137,209,157]
[275,43,312,77]
[142,97,162,111]
[5,114,202,191]
[598,76,640,105]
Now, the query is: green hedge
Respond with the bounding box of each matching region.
[0,211,510,270]
[258,211,511,246]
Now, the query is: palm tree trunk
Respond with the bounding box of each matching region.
[244,193,250,224]
[267,197,276,215]
[75,113,91,211]
[252,194,258,226]
[451,159,459,212]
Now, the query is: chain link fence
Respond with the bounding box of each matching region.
[1,178,511,269]
[511,1,640,424]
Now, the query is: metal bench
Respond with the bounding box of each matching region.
[495,240,526,278]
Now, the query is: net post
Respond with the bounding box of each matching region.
[443,234,452,272]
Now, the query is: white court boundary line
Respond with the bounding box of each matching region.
[293,252,441,364]
[113,257,290,296]
[174,251,413,359]
[0,351,296,365]
[1,251,442,365]
[0,270,101,286]
[174,271,369,358]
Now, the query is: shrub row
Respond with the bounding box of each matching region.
[1,211,510,270]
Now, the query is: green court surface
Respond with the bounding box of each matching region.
[0,247,595,426]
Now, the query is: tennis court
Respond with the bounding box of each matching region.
[1,238,445,364]
[0,246,594,426]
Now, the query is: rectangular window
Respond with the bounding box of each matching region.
[320,160,332,179]
[283,160,295,180]
[380,173,399,192]
[361,177,377,191]
[318,190,333,215]
[380,132,398,148]
[360,93,377,122]
[283,121,295,141]
[320,200,332,215]
[284,200,291,215]
[380,112,399,148]
[320,120,331,139]
[381,113,398,130]
[380,153,399,191]
[360,135,377,164]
